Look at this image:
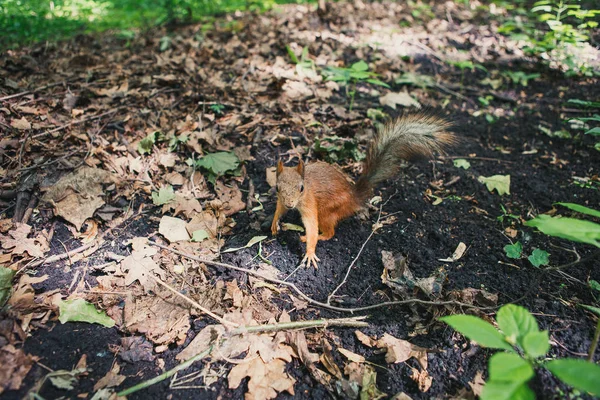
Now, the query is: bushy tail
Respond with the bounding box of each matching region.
[354,113,455,202]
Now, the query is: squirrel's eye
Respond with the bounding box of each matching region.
[299,183,304,192]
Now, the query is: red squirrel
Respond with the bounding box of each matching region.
[271,113,455,268]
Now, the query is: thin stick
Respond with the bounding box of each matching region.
[150,275,237,328]
[0,81,67,102]
[117,346,214,397]
[148,241,495,313]
[327,202,384,305]
[588,318,600,362]
[25,108,123,141]
[230,316,368,335]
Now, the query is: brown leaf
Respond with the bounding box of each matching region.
[0,224,47,258]
[0,345,38,394]
[10,117,31,130]
[228,357,295,400]
[376,333,428,369]
[93,363,126,391]
[215,182,245,216]
[158,216,190,242]
[120,237,166,290]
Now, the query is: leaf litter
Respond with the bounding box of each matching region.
[0,0,599,399]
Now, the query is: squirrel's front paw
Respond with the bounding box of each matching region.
[301,252,320,269]
[271,222,279,236]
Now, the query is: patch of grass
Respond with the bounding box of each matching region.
[0,0,313,50]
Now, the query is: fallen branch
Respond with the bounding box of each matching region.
[116,314,367,396]
[25,108,124,142]
[117,346,214,397]
[0,81,68,102]
[148,240,495,313]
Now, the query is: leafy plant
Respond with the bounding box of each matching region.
[442,304,600,399]
[323,60,390,110]
[503,241,550,267]
[313,136,366,163]
[526,202,600,248]
[501,71,540,87]
[209,103,226,115]
[191,151,240,184]
[286,45,317,79]
[497,204,520,224]
[566,99,600,151]
[138,131,165,155]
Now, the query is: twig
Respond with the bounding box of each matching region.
[0,81,67,102]
[148,241,496,313]
[588,318,600,362]
[434,83,476,105]
[150,275,238,328]
[117,346,214,397]
[24,108,124,142]
[327,201,385,305]
[440,155,515,164]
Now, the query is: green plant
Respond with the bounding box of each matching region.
[526,202,600,248]
[566,99,600,151]
[442,304,600,399]
[497,204,520,224]
[322,60,389,111]
[501,71,540,86]
[189,151,240,184]
[209,103,226,115]
[313,136,366,163]
[286,45,317,79]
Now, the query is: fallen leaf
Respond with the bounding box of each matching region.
[438,242,467,262]
[0,224,47,258]
[120,237,166,290]
[379,91,421,109]
[0,345,38,394]
[10,117,31,130]
[58,298,116,327]
[478,175,511,195]
[228,357,295,400]
[93,363,126,391]
[376,333,428,369]
[159,216,191,242]
[215,181,245,216]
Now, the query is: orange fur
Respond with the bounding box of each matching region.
[271,113,455,268]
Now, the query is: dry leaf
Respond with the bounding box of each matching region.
[379,91,421,109]
[120,237,166,290]
[376,333,428,369]
[228,357,295,400]
[159,216,190,242]
[10,117,31,130]
[93,363,126,391]
[0,224,47,258]
[0,345,38,394]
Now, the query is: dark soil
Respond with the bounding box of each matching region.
[1,1,599,399]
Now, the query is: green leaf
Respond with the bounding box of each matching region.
[580,304,600,317]
[222,235,268,253]
[0,266,16,307]
[453,159,471,169]
[557,203,600,219]
[195,152,240,177]
[478,175,511,195]
[496,304,539,347]
[525,215,600,248]
[488,352,535,384]
[58,299,115,327]
[286,45,299,64]
[152,185,175,206]
[365,78,390,88]
[191,229,209,242]
[546,359,600,396]
[521,330,550,358]
[585,127,600,136]
[504,242,523,259]
[351,60,369,72]
[440,315,514,351]
[138,131,160,155]
[481,381,535,400]
[527,248,550,267]
[588,280,600,292]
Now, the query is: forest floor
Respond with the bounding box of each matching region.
[1,1,600,399]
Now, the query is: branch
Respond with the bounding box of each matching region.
[148,240,494,313]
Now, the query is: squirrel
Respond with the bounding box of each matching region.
[271,113,455,268]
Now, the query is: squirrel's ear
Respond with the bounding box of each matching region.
[296,159,305,177]
[276,159,284,176]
